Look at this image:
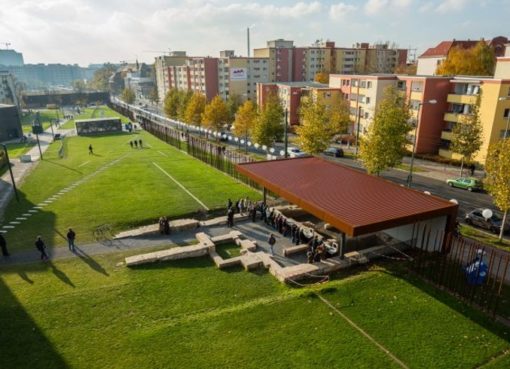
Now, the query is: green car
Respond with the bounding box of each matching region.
[446,177,483,192]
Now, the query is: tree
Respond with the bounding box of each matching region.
[359,86,411,175]
[120,87,136,104]
[484,139,510,240]
[436,41,495,76]
[296,96,350,154]
[148,87,159,105]
[393,63,417,75]
[450,95,483,175]
[233,100,258,139]
[202,95,229,131]
[183,92,206,125]
[226,94,243,124]
[177,91,193,122]
[163,89,180,119]
[314,71,329,84]
[89,64,116,91]
[72,79,87,92]
[252,94,284,147]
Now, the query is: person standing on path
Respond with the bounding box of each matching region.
[35,236,48,261]
[88,144,93,155]
[268,233,276,256]
[0,234,9,257]
[138,139,143,148]
[129,141,133,149]
[67,228,76,252]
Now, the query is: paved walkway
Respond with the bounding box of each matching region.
[0,218,286,267]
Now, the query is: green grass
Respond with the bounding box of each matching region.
[3,142,36,158]
[2,130,260,252]
[460,224,510,251]
[21,109,59,133]
[0,255,508,369]
[396,163,427,173]
[216,242,242,259]
[60,106,131,129]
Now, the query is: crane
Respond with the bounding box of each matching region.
[142,49,172,55]
[1,42,11,49]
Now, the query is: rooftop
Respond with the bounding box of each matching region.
[237,157,457,237]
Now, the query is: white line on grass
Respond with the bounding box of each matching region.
[78,161,90,168]
[316,294,410,369]
[158,151,168,157]
[152,162,209,210]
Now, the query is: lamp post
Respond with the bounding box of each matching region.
[407,99,437,187]
[499,96,510,139]
[355,106,362,157]
[284,108,289,158]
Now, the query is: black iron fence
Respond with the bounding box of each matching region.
[410,223,510,319]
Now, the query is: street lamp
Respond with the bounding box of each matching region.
[284,108,289,158]
[498,96,510,139]
[407,99,437,187]
[355,106,362,158]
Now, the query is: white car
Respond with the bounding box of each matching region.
[287,147,307,158]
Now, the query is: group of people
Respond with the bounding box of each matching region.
[129,139,143,149]
[306,236,329,264]
[0,228,77,262]
[158,216,171,235]
[226,197,255,227]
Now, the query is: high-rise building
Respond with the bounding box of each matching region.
[154,52,188,103]
[0,48,24,67]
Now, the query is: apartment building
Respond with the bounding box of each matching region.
[154,52,188,103]
[253,40,407,83]
[417,37,508,76]
[168,52,269,101]
[256,81,329,125]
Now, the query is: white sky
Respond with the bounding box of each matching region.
[0,0,507,66]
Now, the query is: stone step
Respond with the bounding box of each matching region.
[283,244,308,256]
[241,253,263,271]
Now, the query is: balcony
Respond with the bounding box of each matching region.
[441,131,453,141]
[410,91,423,101]
[443,112,466,123]
[447,94,477,105]
[439,149,463,161]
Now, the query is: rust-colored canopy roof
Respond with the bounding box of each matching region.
[237,157,458,237]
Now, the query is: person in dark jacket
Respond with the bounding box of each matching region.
[0,234,9,257]
[67,228,76,252]
[35,236,48,261]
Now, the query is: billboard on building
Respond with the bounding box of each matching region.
[230,68,247,80]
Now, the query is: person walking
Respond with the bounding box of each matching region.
[35,236,48,261]
[268,233,276,256]
[129,141,133,149]
[138,139,143,148]
[227,207,234,227]
[66,228,76,252]
[470,163,476,176]
[134,140,138,148]
[88,144,93,155]
[0,234,9,257]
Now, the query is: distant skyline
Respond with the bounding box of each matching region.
[0,0,508,66]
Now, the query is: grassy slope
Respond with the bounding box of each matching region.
[3,142,36,158]
[21,109,59,133]
[0,255,508,369]
[60,106,131,129]
[2,131,260,251]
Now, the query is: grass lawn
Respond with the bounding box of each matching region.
[1,130,260,252]
[460,224,510,251]
[216,242,242,258]
[60,106,131,129]
[21,109,59,133]
[4,142,36,158]
[0,254,508,369]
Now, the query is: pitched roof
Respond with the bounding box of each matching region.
[419,40,480,58]
[237,157,457,236]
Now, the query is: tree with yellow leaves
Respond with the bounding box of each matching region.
[233,100,258,139]
[314,71,329,84]
[201,95,229,131]
[484,139,510,240]
[183,92,206,125]
[436,41,495,76]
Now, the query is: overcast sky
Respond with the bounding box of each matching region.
[0,0,507,66]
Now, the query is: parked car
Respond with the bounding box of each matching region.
[287,147,307,158]
[465,209,510,234]
[446,177,483,192]
[323,147,344,158]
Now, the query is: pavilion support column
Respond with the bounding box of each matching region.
[263,187,267,205]
[337,233,346,259]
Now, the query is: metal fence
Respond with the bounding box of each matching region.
[410,224,510,319]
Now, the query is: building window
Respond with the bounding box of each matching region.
[366,97,371,104]
[367,81,372,88]
[504,108,510,118]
